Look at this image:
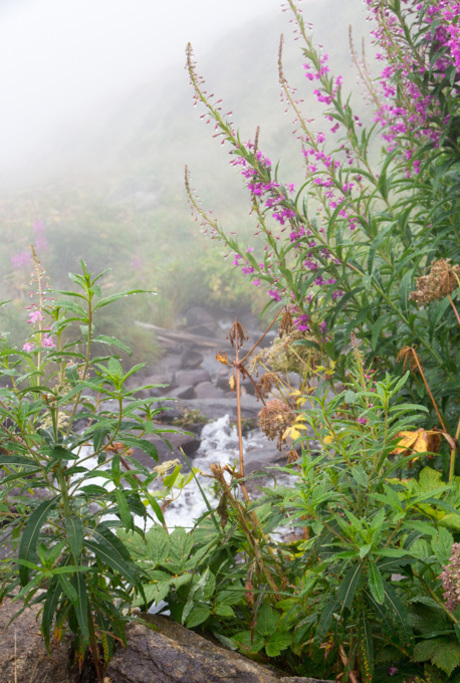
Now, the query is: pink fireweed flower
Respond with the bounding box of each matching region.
[268,289,282,302]
[41,333,56,349]
[27,310,44,324]
[22,342,36,352]
[11,250,32,270]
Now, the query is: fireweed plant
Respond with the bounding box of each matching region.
[185,0,460,438]
[178,0,460,680]
[0,255,182,680]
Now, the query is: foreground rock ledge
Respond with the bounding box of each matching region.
[105,614,333,683]
[0,598,71,683]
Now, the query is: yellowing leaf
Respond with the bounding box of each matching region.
[284,424,308,440]
[391,428,441,464]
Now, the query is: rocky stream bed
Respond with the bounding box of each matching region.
[0,307,330,683]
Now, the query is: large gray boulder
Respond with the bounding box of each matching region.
[0,598,72,683]
[105,614,333,683]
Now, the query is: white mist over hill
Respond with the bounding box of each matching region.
[0,0,288,176]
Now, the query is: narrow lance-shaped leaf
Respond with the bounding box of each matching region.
[357,610,374,683]
[19,496,60,585]
[42,576,62,651]
[85,538,143,596]
[71,572,89,642]
[64,517,84,562]
[337,564,363,612]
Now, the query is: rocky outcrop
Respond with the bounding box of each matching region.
[105,614,333,683]
[0,598,72,683]
[0,601,333,683]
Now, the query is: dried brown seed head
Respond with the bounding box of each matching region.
[409,259,460,305]
[279,309,293,337]
[227,320,249,349]
[257,398,296,447]
[256,372,281,399]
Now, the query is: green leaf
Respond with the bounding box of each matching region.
[93,335,131,354]
[214,604,235,618]
[368,560,385,605]
[315,598,340,645]
[92,525,132,562]
[115,489,133,531]
[93,427,109,453]
[143,491,165,525]
[72,572,89,642]
[382,580,414,652]
[337,564,363,612]
[371,316,388,352]
[147,525,171,565]
[119,436,158,461]
[255,603,279,638]
[93,289,152,310]
[0,454,39,468]
[85,538,142,592]
[265,631,292,657]
[42,576,62,650]
[233,630,265,654]
[19,497,60,585]
[185,604,211,628]
[64,517,84,562]
[357,611,374,683]
[431,527,454,564]
[57,574,78,604]
[414,638,460,675]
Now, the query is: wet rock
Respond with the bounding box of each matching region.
[167,385,195,400]
[105,614,332,683]
[178,396,261,422]
[184,306,219,337]
[244,442,286,475]
[129,427,201,468]
[175,368,212,386]
[194,381,226,399]
[180,348,204,369]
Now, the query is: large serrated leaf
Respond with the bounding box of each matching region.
[414,638,460,675]
[147,526,171,565]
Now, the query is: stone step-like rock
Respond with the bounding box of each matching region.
[105,614,334,683]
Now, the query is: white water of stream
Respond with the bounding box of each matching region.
[75,415,287,529]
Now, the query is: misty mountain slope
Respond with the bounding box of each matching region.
[0,1,373,333]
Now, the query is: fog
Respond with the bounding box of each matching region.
[0,0,287,175]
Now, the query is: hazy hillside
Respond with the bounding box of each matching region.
[0,0,372,350]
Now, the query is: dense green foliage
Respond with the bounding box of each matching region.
[3,2,460,682]
[0,260,185,677]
